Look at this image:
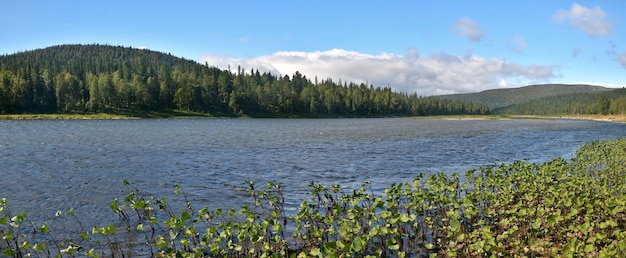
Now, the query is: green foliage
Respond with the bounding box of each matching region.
[493,88,626,115]
[2,138,626,256]
[0,44,488,117]
[442,83,626,116]
[441,84,612,111]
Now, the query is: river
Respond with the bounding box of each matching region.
[0,118,624,239]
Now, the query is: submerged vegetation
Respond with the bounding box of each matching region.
[2,138,626,257]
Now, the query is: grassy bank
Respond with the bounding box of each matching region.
[0,110,412,120]
[434,114,626,123]
[3,111,626,123]
[557,114,626,123]
[0,110,222,120]
[2,138,626,257]
[0,113,134,120]
[497,114,626,123]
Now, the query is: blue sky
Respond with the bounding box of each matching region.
[2,1,625,95]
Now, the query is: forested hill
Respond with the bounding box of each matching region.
[440,84,612,110]
[491,88,626,115]
[439,84,626,115]
[0,44,489,116]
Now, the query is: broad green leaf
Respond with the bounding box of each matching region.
[39,223,49,233]
[449,217,461,232]
[531,218,542,230]
[309,248,322,257]
[2,248,15,256]
[351,236,366,252]
[181,211,191,221]
[33,243,45,252]
[155,236,168,249]
[85,248,97,257]
[20,240,30,250]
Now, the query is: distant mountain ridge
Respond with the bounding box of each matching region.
[439,84,612,110]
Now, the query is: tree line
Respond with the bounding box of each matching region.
[0,44,489,116]
[492,88,626,115]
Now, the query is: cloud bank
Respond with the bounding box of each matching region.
[201,49,555,96]
[554,3,613,37]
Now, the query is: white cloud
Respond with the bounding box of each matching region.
[498,79,508,87]
[618,52,626,69]
[571,47,582,58]
[604,41,626,69]
[607,41,617,56]
[554,3,613,37]
[452,17,484,42]
[569,81,624,88]
[507,35,527,53]
[200,48,556,96]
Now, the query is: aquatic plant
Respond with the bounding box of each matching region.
[1,138,626,257]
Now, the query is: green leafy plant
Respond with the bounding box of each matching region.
[1,138,626,257]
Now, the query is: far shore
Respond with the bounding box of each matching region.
[0,111,217,120]
[511,114,626,124]
[0,113,139,120]
[434,114,626,124]
[1,113,625,123]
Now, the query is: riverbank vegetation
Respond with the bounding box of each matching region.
[2,138,626,257]
[0,110,218,120]
[0,44,488,117]
[514,114,626,124]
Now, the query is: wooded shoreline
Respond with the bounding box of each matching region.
[2,113,625,124]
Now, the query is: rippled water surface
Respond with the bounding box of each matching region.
[0,118,624,236]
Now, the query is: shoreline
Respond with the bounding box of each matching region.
[518,114,626,124]
[437,114,626,124]
[1,113,625,123]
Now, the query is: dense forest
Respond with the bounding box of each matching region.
[441,83,626,116]
[440,84,613,110]
[0,44,489,117]
[492,88,626,115]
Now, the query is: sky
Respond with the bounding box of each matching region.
[2,1,626,96]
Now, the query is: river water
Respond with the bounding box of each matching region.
[0,118,624,239]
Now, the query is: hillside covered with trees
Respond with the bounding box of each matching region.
[440,84,612,110]
[441,84,626,116]
[492,88,626,115]
[0,44,488,117]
